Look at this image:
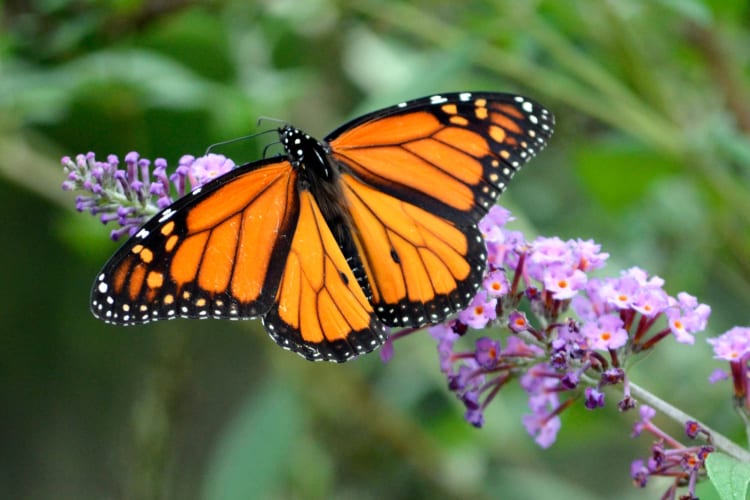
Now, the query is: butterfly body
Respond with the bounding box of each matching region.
[91,92,554,362]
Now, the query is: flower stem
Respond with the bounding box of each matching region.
[629,381,750,462]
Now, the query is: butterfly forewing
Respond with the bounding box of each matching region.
[262,191,386,362]
[328,93,553,223]
[91,159,299,324]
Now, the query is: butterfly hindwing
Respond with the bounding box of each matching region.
[262,190,386,362]
[341,173,487,327]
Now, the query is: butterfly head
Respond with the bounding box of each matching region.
[279,125,335,181]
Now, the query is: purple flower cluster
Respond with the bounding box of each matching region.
[707,326,750,413]
[385,205,712,451]
[62,152,235,240]
[629,405,713,499]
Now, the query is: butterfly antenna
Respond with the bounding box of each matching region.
[262,140,283,159]
[205,129,278,155]
[257,116,288,127]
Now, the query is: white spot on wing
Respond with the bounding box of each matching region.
[158,208,176,223]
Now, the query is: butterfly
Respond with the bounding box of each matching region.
[91,92,554,362]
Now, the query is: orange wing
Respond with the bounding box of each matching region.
[262,191,386,362]
[341,173,486,327]
[91,157,385,361]
[326,92,553,326]
[91,159,299,324]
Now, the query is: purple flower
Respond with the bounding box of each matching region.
[502,336,544,358]
[584,387,605,409]
[457,290,497,329]
[465,408,485,427]
[529,236,572,268]
[61,152,237,241]
[623,267,663,288]
[429,323,459,374]
[684,421,701,439]
[522,410,561,449]
[665,310,695,344]
[507,310,530,333]
[707,326,750,361]
[448,361,483,393]
[475,337,502,369]
[666,293,710,344]
[630,459,649,487]
[631,405,656,437]
[601,367,625,385]
[478,205,513,243]
[572,238,609,271]
[571,278,608,321]
[482,269,509,297]
[542,267,587,300]
[379,337,395,362]
[708,368,729,383]
[599,275,640,310]
[560,370,579,389]
[187,153,236,187]
[632,286,669,317]
[520,364,563,447]
[462,391,485,427]
[581,314,628,351]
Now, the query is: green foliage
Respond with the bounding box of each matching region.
[706,452,750,500]
[2,0,750,498]
[202,379,306,500]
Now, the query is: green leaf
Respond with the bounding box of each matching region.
[574,139,681,212]
[706,452,750,500]
[202,380,305,500]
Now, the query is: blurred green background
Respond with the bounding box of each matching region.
[2,0,749,498]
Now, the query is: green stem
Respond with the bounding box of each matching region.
[629,381,750,462]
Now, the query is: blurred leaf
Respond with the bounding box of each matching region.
[56,210,113,258]
[202,379,305,500]
[700,0,748,20]
[696,477,723,500]
[706,452,750,500]
[489,465,602,500]
[140,7,235,82]
[575,139,681,212]
[655,0,713,25]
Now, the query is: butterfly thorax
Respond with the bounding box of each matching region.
[279,125,351,241]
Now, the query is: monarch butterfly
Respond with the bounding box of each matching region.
[91,92,554,362]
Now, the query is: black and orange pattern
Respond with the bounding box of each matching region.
[91,92,554,362]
